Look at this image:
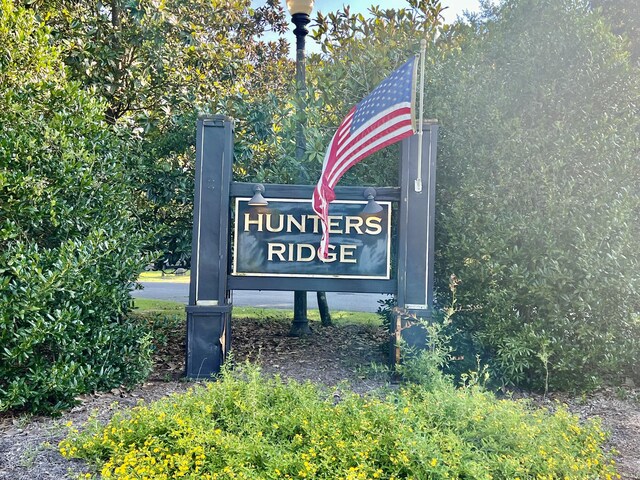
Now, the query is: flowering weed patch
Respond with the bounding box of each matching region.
[60,365,618,479]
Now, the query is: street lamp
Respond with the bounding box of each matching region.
[287,0,314,337]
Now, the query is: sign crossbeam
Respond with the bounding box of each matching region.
[230,183,401,201]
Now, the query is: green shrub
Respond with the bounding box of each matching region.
[0,1,152,414]
[431,0,640,389]
[61,363,618,479]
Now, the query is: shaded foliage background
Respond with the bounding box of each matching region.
[1,0,638,414]
[22,0,294,268]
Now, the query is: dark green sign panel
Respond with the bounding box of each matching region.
[232,198,391,279]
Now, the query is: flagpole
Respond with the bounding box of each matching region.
[414,38,427,193]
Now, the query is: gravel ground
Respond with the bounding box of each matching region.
[1,318,638,479]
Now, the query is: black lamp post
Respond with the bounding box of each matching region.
[288,0,313,164]
[287,0,314,337]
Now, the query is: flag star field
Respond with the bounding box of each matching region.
[351,59,416,132]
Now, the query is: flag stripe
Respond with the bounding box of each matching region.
[337,112,354,140]
[324,111,411,189]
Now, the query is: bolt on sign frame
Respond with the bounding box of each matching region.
[185,115,437,378]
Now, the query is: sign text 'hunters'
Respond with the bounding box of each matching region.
[232,198,391,279]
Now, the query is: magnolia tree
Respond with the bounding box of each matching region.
[24,0,293,267]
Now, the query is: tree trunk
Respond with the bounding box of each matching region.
[111,0,120,27]
[317,291,332,326]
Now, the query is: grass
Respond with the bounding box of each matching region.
[133,298,185,315]
[131,299,381,327]
[138,271,191,283]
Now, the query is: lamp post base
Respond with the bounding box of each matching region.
[289,290,312,336]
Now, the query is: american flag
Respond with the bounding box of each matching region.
[312,56,418,258]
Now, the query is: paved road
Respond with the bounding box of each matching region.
[132,282,386,313]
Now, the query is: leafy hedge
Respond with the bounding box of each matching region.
[0,1,152,413]
[431,0,640,389]
[60,364,619,479]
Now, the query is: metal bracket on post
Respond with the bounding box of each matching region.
[186,115,234,379]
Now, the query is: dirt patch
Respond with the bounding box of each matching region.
[1,318,639,479]
[230,318,391,392]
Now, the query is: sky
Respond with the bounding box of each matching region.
[252,0,482,56]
